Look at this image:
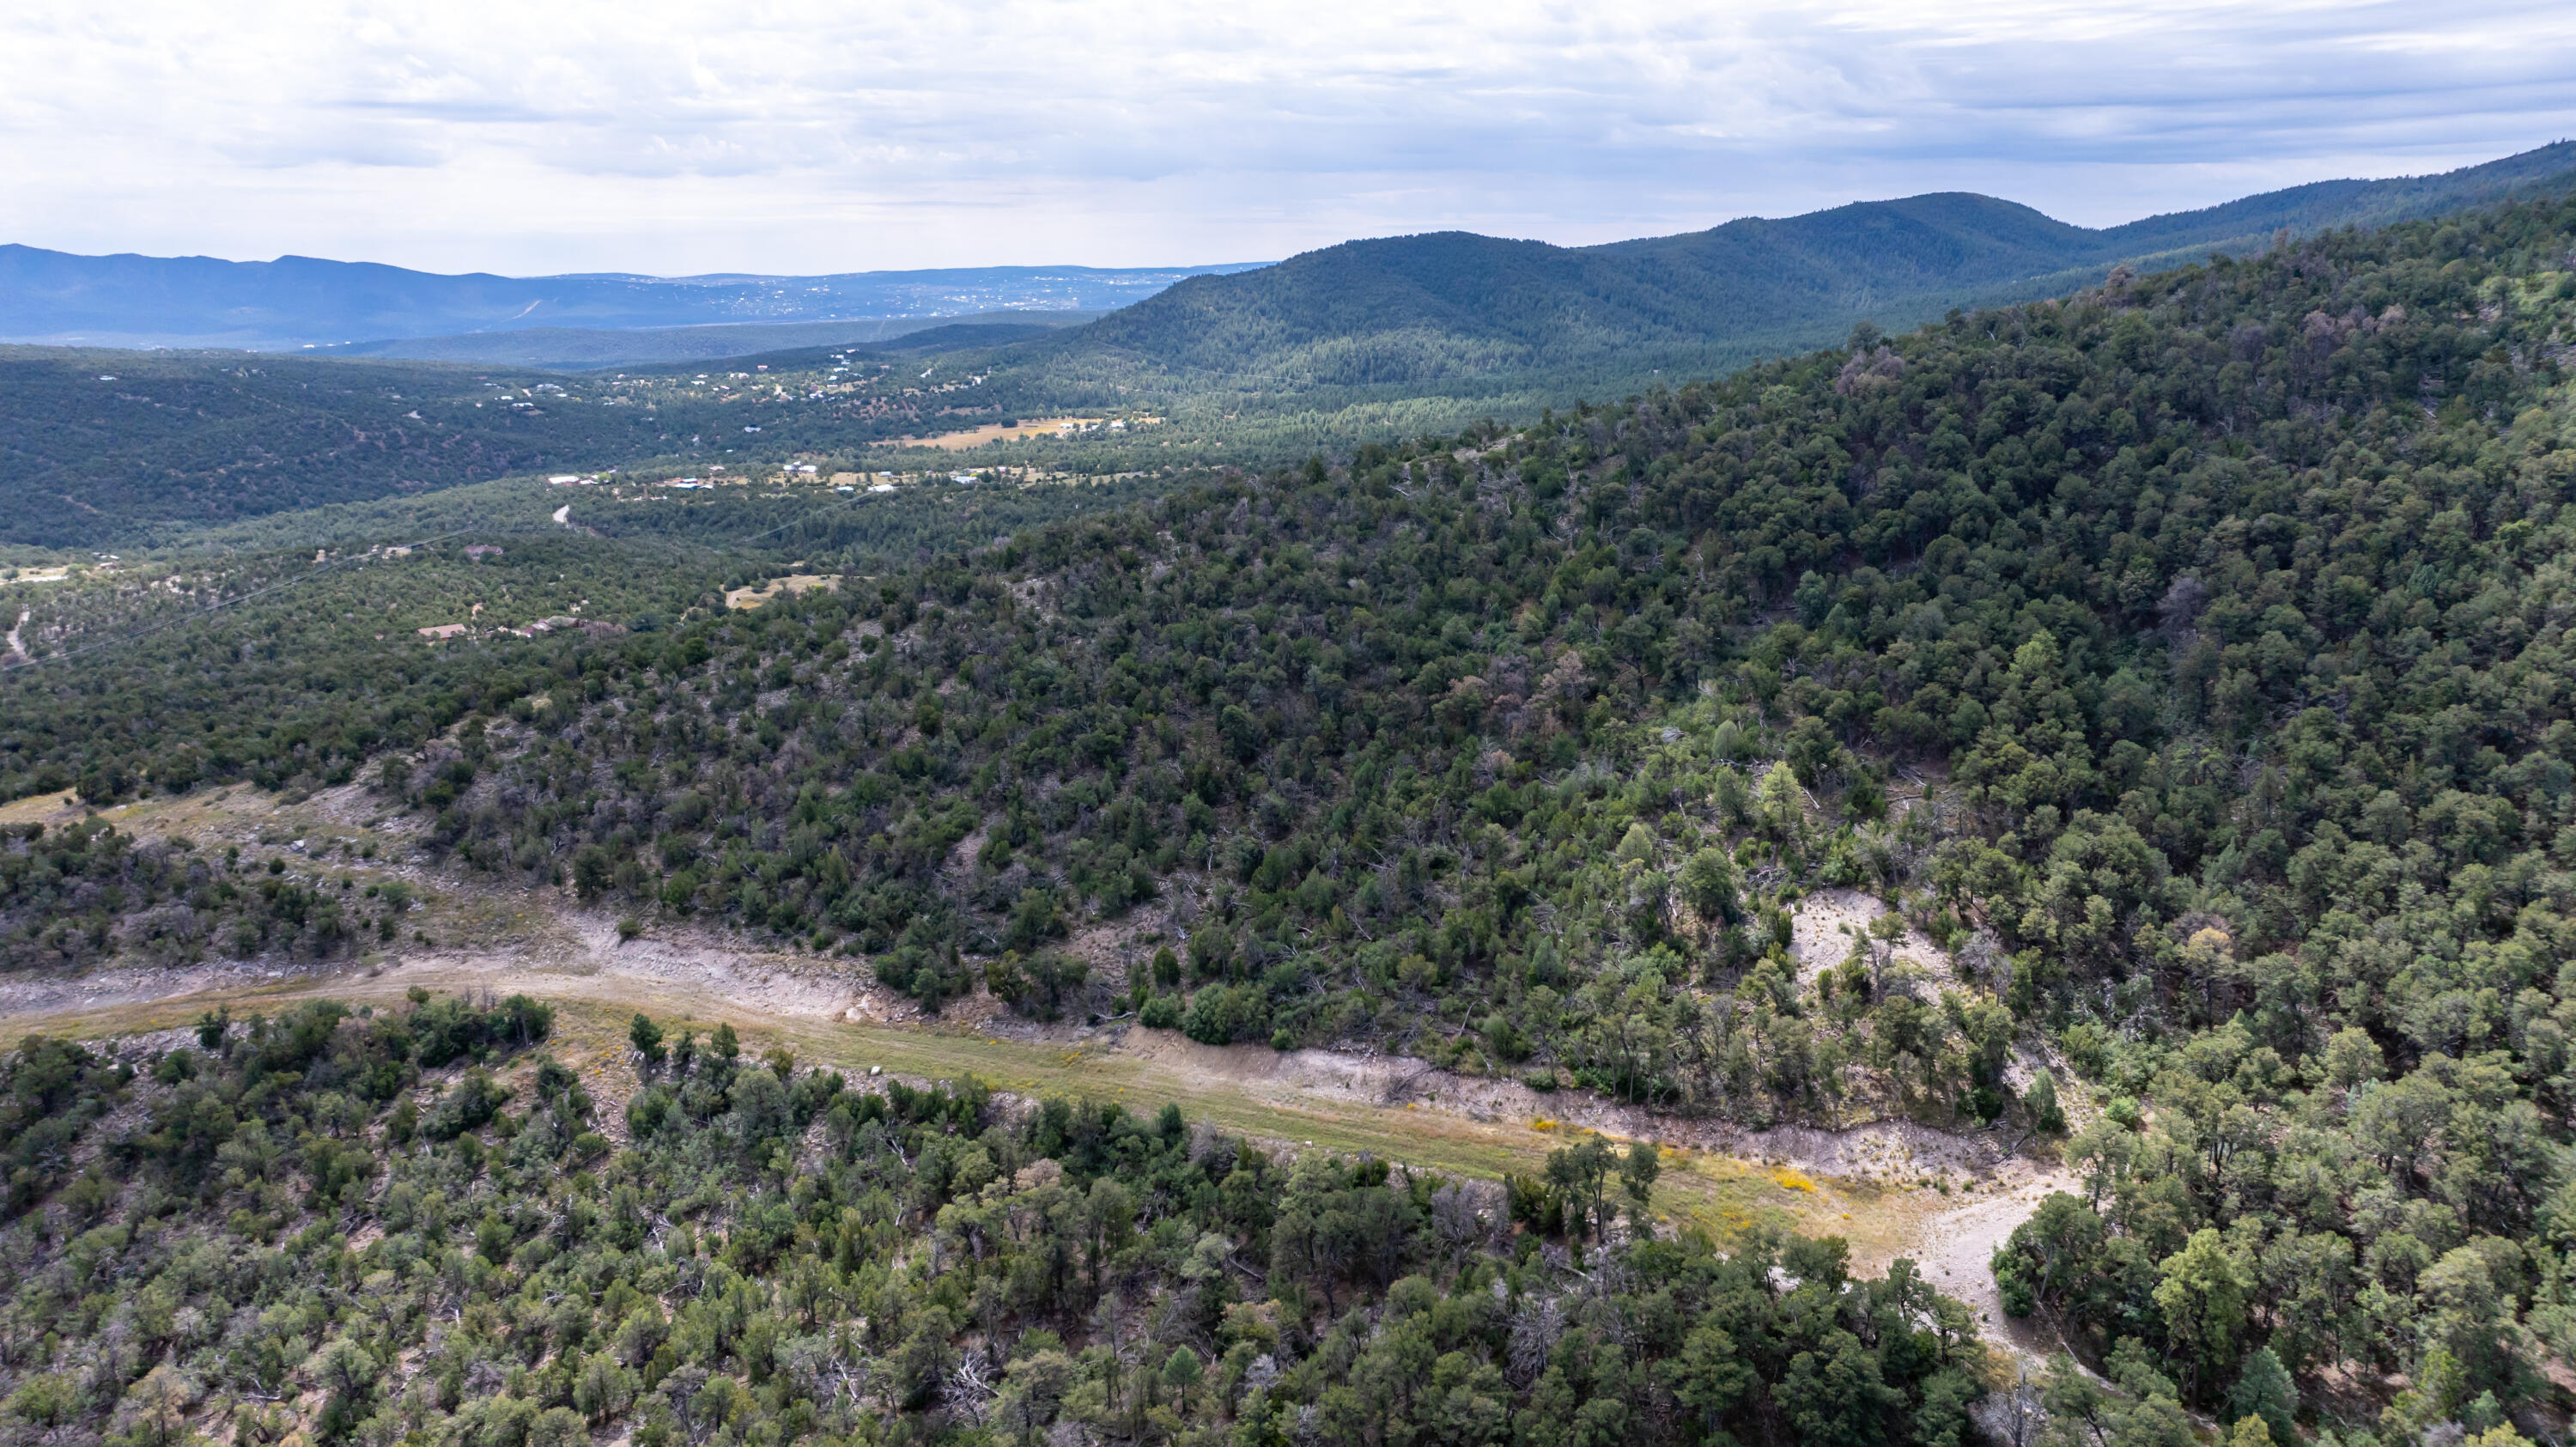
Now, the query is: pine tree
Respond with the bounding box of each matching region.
[2026,1071,2065,1134]
[2228,1347,2296,1444]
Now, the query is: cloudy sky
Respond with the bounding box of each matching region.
[4,0,2573,277]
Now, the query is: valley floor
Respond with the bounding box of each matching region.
[0,782,2081,1359]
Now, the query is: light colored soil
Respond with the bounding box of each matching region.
[882,418,1104,450]
[1110,1030,2010,1183]
[725,575,840,610]
[1787,886,1957,995]
[404,914,872,1020]
[1907,1170,2081,1357]
[0,958,341,1018]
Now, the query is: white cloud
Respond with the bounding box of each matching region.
[1,0,2570,274]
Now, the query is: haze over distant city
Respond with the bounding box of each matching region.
[4,0,2573,277]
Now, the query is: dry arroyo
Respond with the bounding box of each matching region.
[0,784,2075,1353]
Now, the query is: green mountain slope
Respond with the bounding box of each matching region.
[9,160,2576,1432]
[13,146,2571,549]
[1010,141,2576,401]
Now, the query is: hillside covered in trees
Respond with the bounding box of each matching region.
[9,156,2576,1444]
[0,1000,1985,1446]
[13,145,2575,552]
[0,344,1154,550]
[987,142,2576,406]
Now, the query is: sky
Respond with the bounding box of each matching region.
[3,0,2573,277]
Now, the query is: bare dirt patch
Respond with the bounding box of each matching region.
[0,959,338,1019]
[726,575,840,610]
[1055,919,1153,990]
[1905,1170,2082,1358]
[882,418,1103,450]
[384,911,873,1023]
[1106,1028,2031,1188]
[1787,887,1957,994]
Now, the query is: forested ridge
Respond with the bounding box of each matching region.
[15,145,2575,552]
[0,351,653,548]
[0,471,1181,840]
[982,143,2576,408]
[8,175,2576,1443]
[348,188,2576,1436]
[335,191,2576,1055]
[0,1000,1983,1447]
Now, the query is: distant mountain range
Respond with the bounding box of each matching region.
[0,253,1266,351]
[15,144,2572,383]
[310,311,1104,370]
[1005,142,2576,405]
[4,138,2573,510]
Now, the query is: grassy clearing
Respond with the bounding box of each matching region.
[21,982,1854,1247]
[3,785,1937,1257]
[883,417,1109,450]
[0,790,76,825]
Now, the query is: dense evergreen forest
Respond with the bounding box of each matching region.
[0,1000,1984,1446]
[0,471,1181,838]
[9,173,2576,1444]
[963,143,2576,430]
[0,351,653,548]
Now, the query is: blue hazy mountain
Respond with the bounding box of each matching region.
[0,253,1267,350]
